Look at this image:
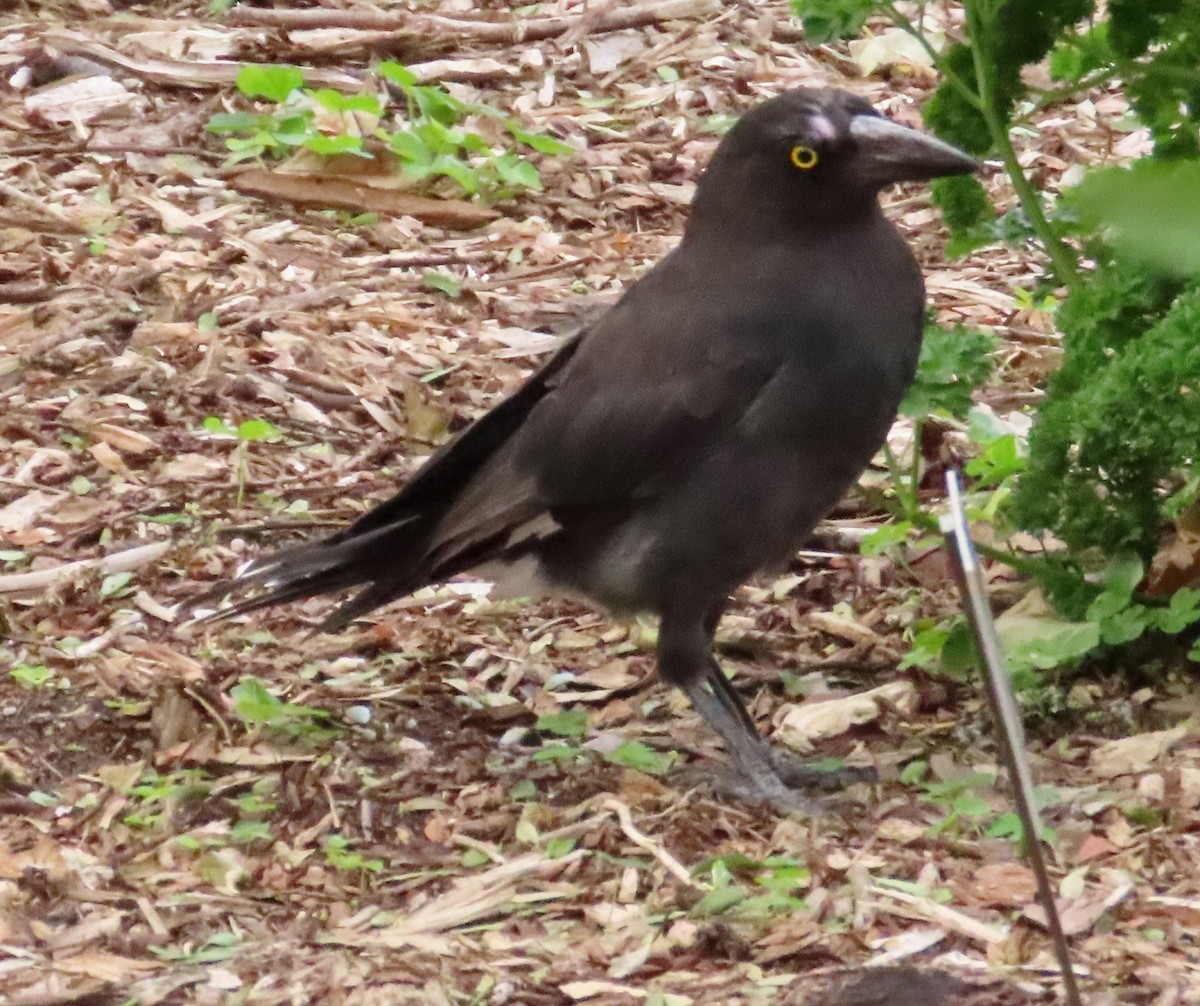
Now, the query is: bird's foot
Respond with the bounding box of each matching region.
[677,747,873,813]
[769,749,876,792]
[676,760,825,813]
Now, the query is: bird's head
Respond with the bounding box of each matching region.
[690,89,979,230]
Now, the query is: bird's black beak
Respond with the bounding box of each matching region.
[848,114,980,186]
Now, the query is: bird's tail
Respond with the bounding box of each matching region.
[187,517,426,634]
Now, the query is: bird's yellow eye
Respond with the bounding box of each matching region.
[789,145,819,170]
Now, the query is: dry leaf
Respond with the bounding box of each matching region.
[959,862,1038,908]
[1089,725,1188,778]
[773,680,917,751]
[230,169,499,229]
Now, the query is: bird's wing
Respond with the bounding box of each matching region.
[425,271,787,567]
[329,330,583,546]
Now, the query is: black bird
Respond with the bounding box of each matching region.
[194,89,977,802]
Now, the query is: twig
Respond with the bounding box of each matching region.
[601,797,704,889]
[0,283,52,305]
[227,0,720,45]
[39,30,362,93]
[0,541,171,595]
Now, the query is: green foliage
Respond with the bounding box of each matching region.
[1110,0,1200,158]
[200,415,286,504]
[1015,280,1200,558]
[930,174,992,236]
[604,740,675,776]
[201,416,283,443]
[900,325,997,420]
[691,854,811,918]
[207,61,570,200]
[323,833,384,873]
[1049,22,1113,81]
[423,272,464,298]
[10,663,56,688]
[922,43,991,155]
[900,617,978,678]
[229,677,335,740]
[790,0,874,44]
[1072,160,1200,275]
[236,64,304,104]
[122,769,212,830]
[910,770,1057,842]
[151,930,242,965]
[535,708,588,740]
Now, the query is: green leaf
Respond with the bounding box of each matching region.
[790,0,876,43]
[995,610,1101,673]
[1072,160,1200,275]
[11,664,52,687]
[1049,21,1114,82]
[310,89,382,116]
[230,678,282,724]
[1103,552,1144,601]
[536,708,588,739]
[99,571,133,598]
[461,848,489,868]
[493,152,542,191]
[692,884,748,916]
[422,272,463,298]
[201,415,237,437]
[964,433,1025,486]
[387,129,433,165]
[860,520,913,557]
[931,175,993,234]
[206,111,263,134]
[377,61,418,89]
[604,740,675,776]
[236,418,282,442]
[1098,604,1150,645]
[428,154,480,194]
[411,85,466,127]
[509,778,538,800]
[532,743,580,762]
[953,792,992,818]
[236,64,305,104]
[304,134,366,156]
[546,836,577,859]
[900,325,997,420]
[507,125,573,156]
[1153,587,1200,634]
[230,820,273,843]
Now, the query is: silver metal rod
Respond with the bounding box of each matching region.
[940,469,1083,1006]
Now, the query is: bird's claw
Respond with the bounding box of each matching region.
[676,747,872,813]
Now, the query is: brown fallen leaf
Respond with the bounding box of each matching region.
[773,680,917,751]
[1089,724,1188,778]
[1075,833,1119,862]
[229,169,499,229]
[89,421,158,453]
[957,861,1038,908]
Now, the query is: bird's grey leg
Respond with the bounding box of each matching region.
[661,603,867,807]
[659,606,797,804]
